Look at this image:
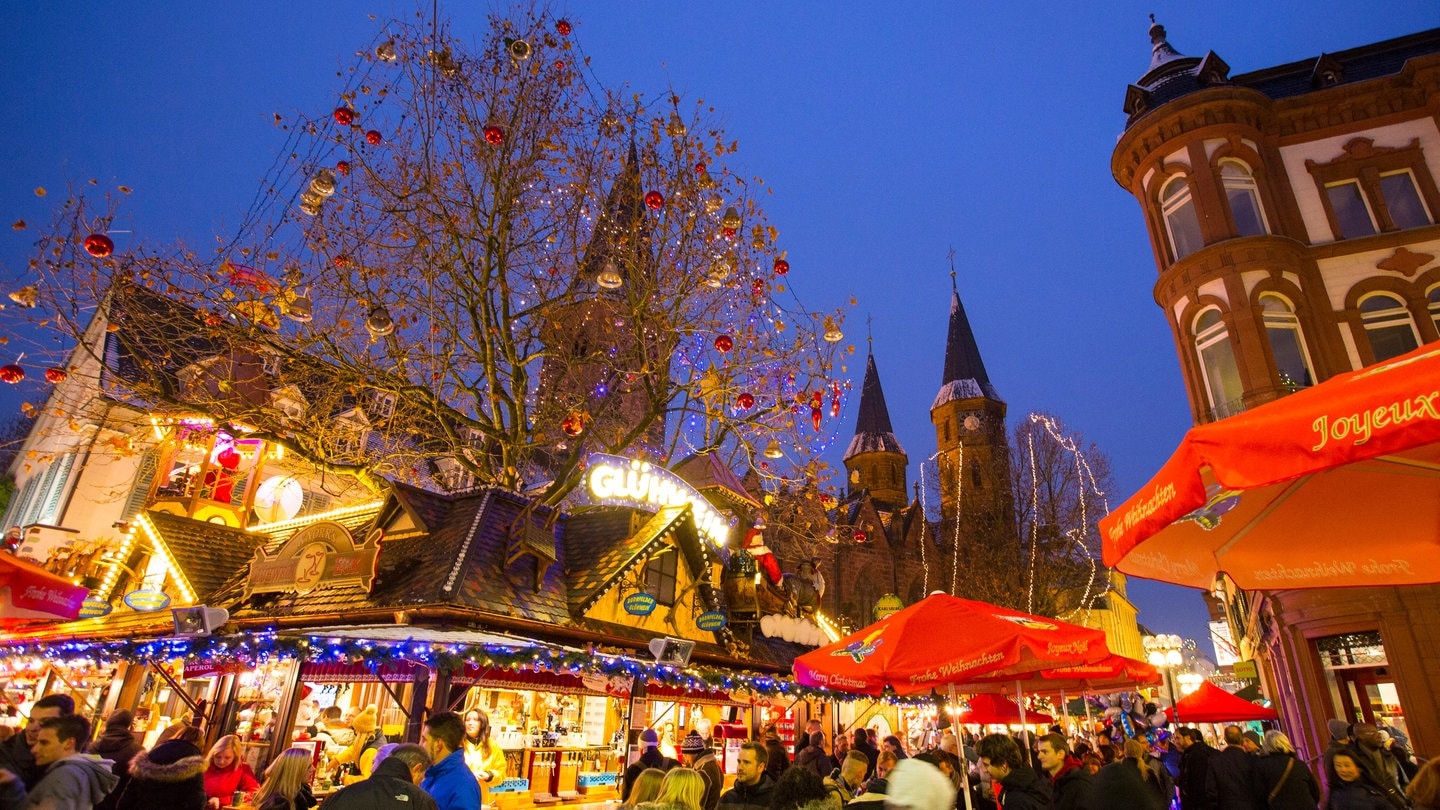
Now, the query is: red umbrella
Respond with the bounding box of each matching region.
[1164,680,1278,724]
[1100,343,1440,590]
[0,554,89,627]
[956,693,1054,726]
[792,592,1109,696]
[964,653,1161,696]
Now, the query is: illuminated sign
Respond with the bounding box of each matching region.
[696,611,728,631]
[585,454,734,547]
[623,592,658,616]
[123,588,172,612]
[78,597,113,619]
[245,521,381,598]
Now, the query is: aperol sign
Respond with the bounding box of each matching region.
[244,521,381,598]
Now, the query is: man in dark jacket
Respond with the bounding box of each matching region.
[719,742,775,810]
[976,734,1049,810]
[622,728,678,799]
[0,693,76,790]
[1205,725,1264,810]
[91,710,143,810]
[1175,727,1216,810]
[325,743,439,810]
[681,730,724,810]
[115,737,206,810]
[851,729,880,780]
[1036,733,1093,810]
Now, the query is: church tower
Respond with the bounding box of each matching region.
[929,274,1010,522]
[842,345,907,510]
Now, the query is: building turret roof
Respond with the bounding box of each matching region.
[844,351,906,461]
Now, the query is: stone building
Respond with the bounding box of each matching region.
[1112,20,1440,757]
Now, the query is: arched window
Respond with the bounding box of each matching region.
[1258,294,1314,389]
[1428,285,1440,338]
[1160,176,1204,260]
[1193,308,1245,419]
[1220,161,1268,237]
[1359,293,1420,362]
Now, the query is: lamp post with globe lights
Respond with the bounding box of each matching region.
[1144,633,1185,725]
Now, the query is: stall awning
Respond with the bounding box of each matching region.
[453,665,630,696]
[300,660,429,684]
[0,554,88,627]
[646,683,738,706]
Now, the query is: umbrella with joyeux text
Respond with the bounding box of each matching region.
[0,553,89,627]
[1100,344,1440,591]
[792,592,1109,696]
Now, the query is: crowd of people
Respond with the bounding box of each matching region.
[0,693,1435,810]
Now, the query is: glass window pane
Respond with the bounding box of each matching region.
[1380,173,1430,230]
[1200,340,1245,418]
[1367,324,1419,362]
[1266,324,1313,388]
[1227,187,1267,236]
[1326,182,1377,238]
[1165,197,1204,259]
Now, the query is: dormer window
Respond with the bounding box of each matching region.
[1160,176,1204,260]
[369,390,397,420]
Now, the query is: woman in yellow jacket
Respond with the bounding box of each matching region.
[464,709,508,798]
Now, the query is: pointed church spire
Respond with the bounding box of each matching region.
[935,263,998,407]
[844,348,905,462]
[577,141,646,291]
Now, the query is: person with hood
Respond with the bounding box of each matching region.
[419,712,480,810]
[975,734,1049,810]
[623,729,678,800]
[322,743,438,810]
[89,711,141,810]
[1035,733,1093,810]
[679,730,723,810]
[884,759,956,810]
[23,714,119,809]
[1254,730,1319,810]
[794,733,836,780]
[0,694,76,790]
[718,742,775,810]
[115,731,206,810]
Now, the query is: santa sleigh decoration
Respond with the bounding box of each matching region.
[722,521,824,623]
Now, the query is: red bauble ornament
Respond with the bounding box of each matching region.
[83,233,114,258]
[561,411,586,437]
[483,125,504,145]
[773,258,790,275]
[0,364,23,384]
[333,107,355,126]
[365,130,382,145]
[334,254,352,268]
[556,19,572,35]
[644,190,664,210]
[336,160,351,175]
[854,530,868,543]
[722,227,736,240]
[751,278,765,296]
[737,392,755,410]
[811,406,823,432]
[44,367,67,384]
[694,161,707,174]
[714,334,734,352]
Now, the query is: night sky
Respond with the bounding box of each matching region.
[3,2,1434,654]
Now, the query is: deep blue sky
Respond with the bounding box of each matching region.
[3,3,1434,652]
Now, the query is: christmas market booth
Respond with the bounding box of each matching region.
[0,477,857,804]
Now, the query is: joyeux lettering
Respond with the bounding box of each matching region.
[1311,391,1439,450]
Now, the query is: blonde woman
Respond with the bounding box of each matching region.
[644,768,706,810]
[463,710,507,797]
[623,768,667,808]
[1123,738,1173,807]
[251,748,317,810]
[202,735,260,809]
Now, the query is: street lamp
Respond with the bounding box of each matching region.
[1144,633,1185,725]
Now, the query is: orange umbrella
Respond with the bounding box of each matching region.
[0,554,89,627]
[1100,344,1440,590]
[963,653,1161,696]
[956,693,1054,726]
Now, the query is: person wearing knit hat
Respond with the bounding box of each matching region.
[884,759,956,810]
[1241,730,1262,754]
[336,706,388,785]
[680,730,723,810]
[623,728,678,800]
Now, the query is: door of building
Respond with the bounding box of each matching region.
[1334,667,1386,726]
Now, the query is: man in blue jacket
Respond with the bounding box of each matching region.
[421,712,481,810]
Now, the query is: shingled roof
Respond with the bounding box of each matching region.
[844,351,905,461]
[145,510,264,601]
[933,284,999,409]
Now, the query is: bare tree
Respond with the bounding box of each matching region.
[7,8,849,507]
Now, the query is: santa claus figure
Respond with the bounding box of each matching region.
[745,522,783,586]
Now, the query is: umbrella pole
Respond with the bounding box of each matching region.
[1083,690,1095,746]
[1061,688,1069,736]
[1016,680,1032,767]
[950,685,974,810]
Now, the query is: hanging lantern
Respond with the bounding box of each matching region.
[763,439,783,459]
[751,224,766,250]
[556,19,572,35]
[644,190,664,210]
[714,334,734,353]
[561,411,586,437]
[823,316,843,343]
[737,392,755,410]
[811,406,823,432]
[721,207,742,241]
[286,288,314,323]
[83,233,114,258]
[773,258,789,275]
[375,40,398,62]
[309,169,337,198]
[44,367,67,384]
[365,130,382,145]
[299,190,324,216]
[506,38,532,60]
[336,160,351,176]
[0,363,23,384]
[483,125,505,146]
[366,305,395,338]
[667,112,687,138]
[706,255,732,287]
[333,107,355,126]
[596,260,623,290]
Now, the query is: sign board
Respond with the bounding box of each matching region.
[1232,659,1259,680]
[122,588,172,612]
[696,611,728,631]
[623,592,658,616]
[584,453,734,547]
[874,593,905,620]
[245,521,381,598]
[78,597,113,619]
